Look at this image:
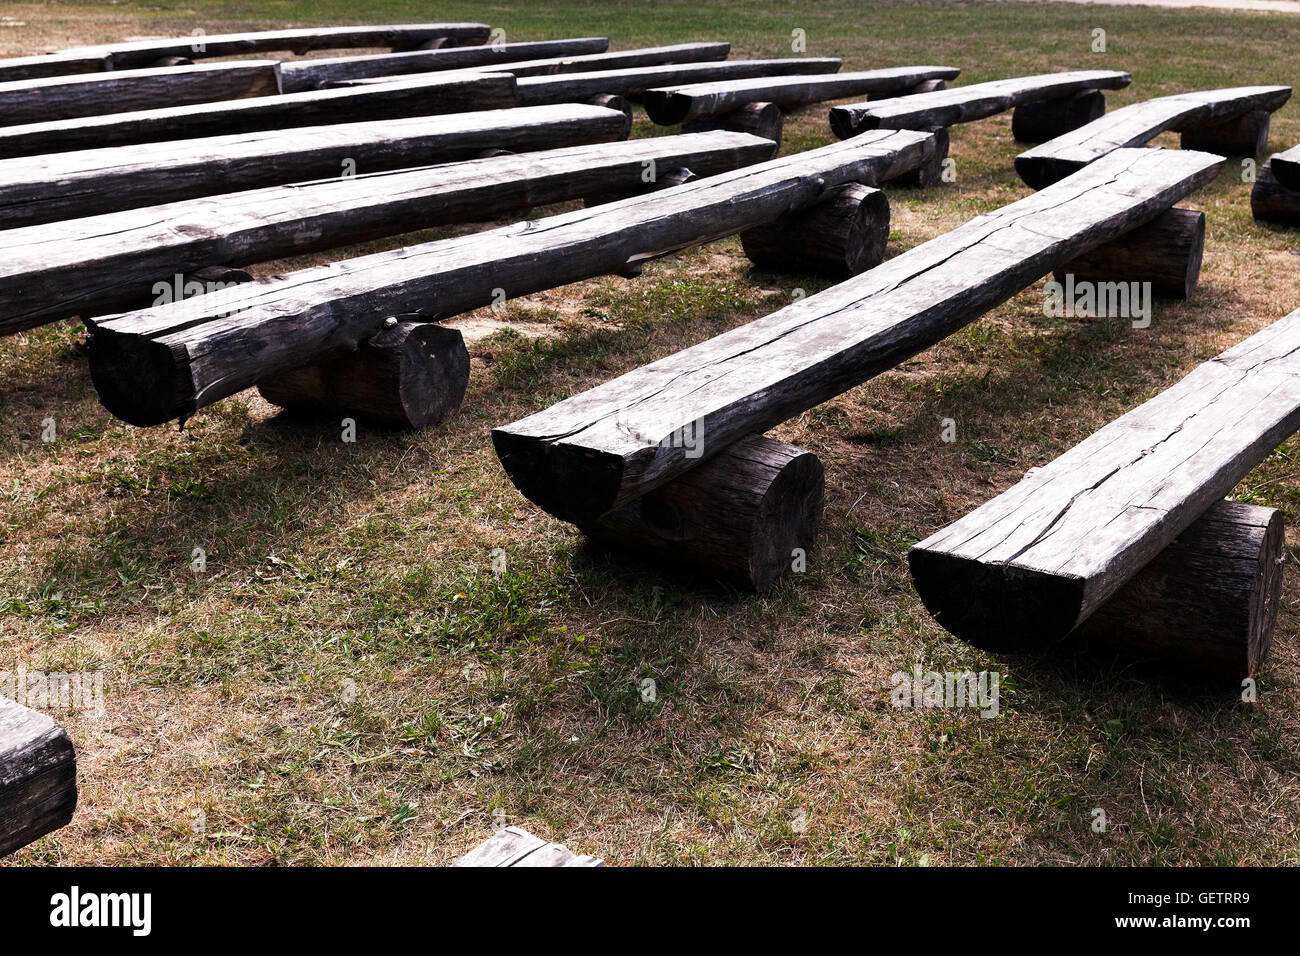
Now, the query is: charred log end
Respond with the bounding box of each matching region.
[0,710,78,857]
[828,106,866,141]
[1251,161,1300,227]
[1271,158,1300,192]
[1248,508,1285,677]
[908,548,1087,651]
[87,327,192,427]
[1014,156,1086,191]
[396,324,471,428]
[747,448,825,592]
[492,430,627,526]
[642,90,691,126]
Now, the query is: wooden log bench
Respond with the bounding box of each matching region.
[0,60,284,126]
[1252,146,1300,226]
[909,306,1300,672]
[0,104,630,228]
[680,102,784,149]
[642,66,962,125]
[0,23,492,82]
[84,128,936,427]
[454,827,603,866]
[490,147,1223,553]
[1016,86,1292,189]
[0,131,776,334]
[0,71,517,159]
[829,70,1133,139]
[1,698,77,857]
[278,37,612,92]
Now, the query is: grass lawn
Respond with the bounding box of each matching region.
[3,0,1300,865]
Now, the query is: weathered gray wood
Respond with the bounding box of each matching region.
[0,104,629,228]
[279,38,610,92]
[1181,108,1272,156]
[583,164,699,208]
[86,128,935,427]
[2,132,774,332]
[829,70,1133,138]
[1016,86,1292,189]
[0,698,77,857]
[491,148,1223,525]
[1072,500,1283,679]
[1054,206,1205,299]
[1269,143,1300,190]
[1251,160,1300,226]
[455,826,603,866]
[587,93,634,126]
[889,126,949,187]
[258,321,470,428]
[643,66,960,125]
[0,60,282,126]
[0,71,516,159]
[683,102,783,153]
[910,305,1300,650]
[512,59,843,106]
[333,43,734,85]
[741,184,889,278]
[1011,89,1105,144]
[586,434,825,592]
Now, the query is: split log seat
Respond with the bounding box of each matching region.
[0,698,77,857]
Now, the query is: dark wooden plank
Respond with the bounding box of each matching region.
[1267,143,1300,190]
[1,131,775,332]
[85,128,934,427]
[0,698,77,857]
[0,72,516,159]
[829,70,1133,138]
[0,60,283,126]
[490,148,1224,525]
[513,59,842,105]
[279,37,610,92]
[643,66,961,125]
[1016,86,1292,188]
[0,104,630,229]
[909,305,1300,650]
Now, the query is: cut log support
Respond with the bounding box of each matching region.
[1251,160,1300,226]
[490,148,1223,526]
[587,93,634,126]
[0,72,517,159]
[903,78,947,96]
[829,70,1132,138]
[584,434,825,592]
[0,698,77,857]
[683,102,783,153]
[0,60,282,127]
[642,66,960,125]
[583,165,699,208]
[1053,205,1206,299]
[1072,500,1283,679]
[1269,143,1300,190]
[1016,86,1292,189]
[741,183,889,278]
[455,827,603,867]
[3,132,773,333]
[1181,108,1271,156]
[257,321,470,429]
[85,128,937,427]
[909,305,1300,651]
[278,38,610,92]
[511,59,843,106]
[887,126,949,187]
[1011,89,1105,144]
[0,104,630,228]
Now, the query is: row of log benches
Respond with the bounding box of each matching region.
[3,20,1300,859]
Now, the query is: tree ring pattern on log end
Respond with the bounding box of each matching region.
[749,449,825,591]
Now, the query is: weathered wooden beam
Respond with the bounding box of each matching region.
[491,148,1223,526]
[1251,159,1300,226]
[909,305,1300,650]
[455,827,604,866]
[683,102,783,151]
[741,183,889,278]
[1054,206,1205,299]
[585,434,825,592]
[1,131,776,333]
[1269,143,1300,190]
[279,38,610,92]
[1011,89,1105,144]
[1071,500,1283,679]
[333,43,734,86]
[642,66,961,125]
[258,321,470,428]
[1016,86,1291,189]
[829,70,1133,138]
[0,698,77,857]
[86,128,935,427]
[0,71,517,159]
[0,60,282,126]
[0,104,629,228]
[512,59,843,106]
